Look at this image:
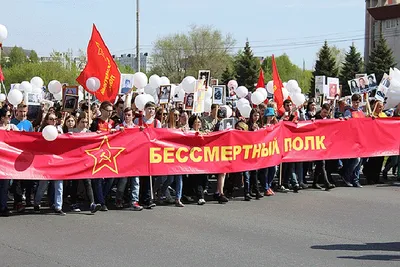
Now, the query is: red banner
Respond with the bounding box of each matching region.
[0,118,399,180]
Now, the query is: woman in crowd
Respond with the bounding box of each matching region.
[263,104,279,196]
[115,107,143,211]
[66,112,102,213]
[245,109,263,200]
[184,115,208,205]
[0,108,19,216]
[34,112,65,215]
[62,115,77,134]
[159,108,185,207]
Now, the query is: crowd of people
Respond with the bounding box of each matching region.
[0,93,399,217]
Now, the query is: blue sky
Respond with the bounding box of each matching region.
[1,0,365,69]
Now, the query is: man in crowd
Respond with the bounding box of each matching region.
[11,102,34,212]
[134,101,160,208]
[89,101,116,211]
[203,104,219,131]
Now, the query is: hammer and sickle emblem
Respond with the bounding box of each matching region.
[99,149,112,163]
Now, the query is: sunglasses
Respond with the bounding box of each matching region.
[48,118,56,121]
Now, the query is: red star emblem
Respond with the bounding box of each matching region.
[85,136,125,175]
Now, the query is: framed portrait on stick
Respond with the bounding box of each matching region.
[184,93,194,111]
[62,85,79,112]
[198,70,210,89]
[212,85,225,105]
[158,85,171,105]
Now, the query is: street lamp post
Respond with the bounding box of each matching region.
[136,0,140,72]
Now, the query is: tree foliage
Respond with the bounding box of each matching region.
[339,45,363,96]
[151,25,235,83]
[310,41,338,96]
[234,41,260,91]
[261,54,312,94]
[2,50,80,89]
[366,34,396,83]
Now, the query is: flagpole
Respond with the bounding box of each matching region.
[136,0,140,72]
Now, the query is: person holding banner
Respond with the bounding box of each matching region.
[34,113,65,215]
[0,108,19,216]
[89,101,116,212]
[11,102,34,212]
[114,107,143,211]
[134,101,160,209]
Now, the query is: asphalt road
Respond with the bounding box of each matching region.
[1,184,400,267]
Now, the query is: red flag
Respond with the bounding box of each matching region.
[256,68,265,89]
[272,55,284,112]
[0,65,4,82]
[77,24,121,103]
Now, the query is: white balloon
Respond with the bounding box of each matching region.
[0,93,6,102]
[251,91,264,105]
[234,86,248,99]
[160,76,170,85]
[48,80,62,94]
[204,99,212,112]
[12,83,20,90]
[256,87,268,100]
[221,105,233,118]
[86,77,101,92]
[7,89,23,106]
[205,86,213,99]
[78,85,84,92]
[282,88,289,100]
[181,76,196,93]
[237,98,250,109]
[390,67,400,82]
[0,24,8,43]
[54,92,62,101]
[20,81,32,93]
[133,72,148,89]
[144,84,156,95]
[145,94,155,104]
[292,87,301,94]
[283,82,287,88]
[149,74,161,88]
[286,80,299,92]
[291,93,306,107]
[134,94,149,111]
[30,77,44,88]
[176,88,185,102]
[32,87,42,94]
[42,125,58,141]
[238,104,252,118]
[170,84,177,100]
[266,81,274,94]
[227,80,238,91]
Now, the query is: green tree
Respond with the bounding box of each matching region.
[116,61,135,74]
[366,34,396,82]
[29,50,39,63]
[151,25,235,83]
[261,54,313,94]
[339,45,363,96]
[6,46,27,67]
[235,41,260,91]
[3,61,80,89]
[220,60,236,86]
[310,41,338,97]
[330,46,346,73]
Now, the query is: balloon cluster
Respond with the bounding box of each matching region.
[286,80,305,107]
[6,76,46,106]
[385,67,400,109]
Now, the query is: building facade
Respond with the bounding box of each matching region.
[114,52,148,73]
[365,0,400,67]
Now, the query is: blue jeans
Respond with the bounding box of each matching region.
[264,166,277,190]
[283,163,299,186]
[0,179,10,211]
[34,180,63,210]
[92,179,105,205]
[295,162,304,184]
[161,175,182,200]
[130,177,140,203]
[342,158,360,184]
[353,158,366,184]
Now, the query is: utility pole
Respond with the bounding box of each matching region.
[136,0,140,72]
